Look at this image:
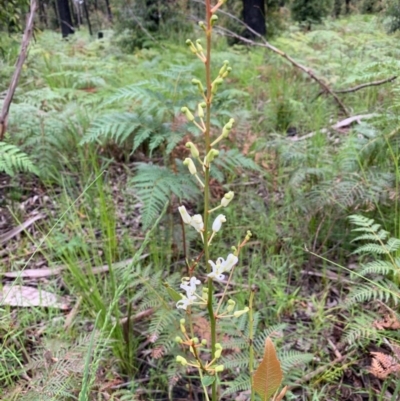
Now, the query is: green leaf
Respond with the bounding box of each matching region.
[163,282,182,302]
[201,375,216,387]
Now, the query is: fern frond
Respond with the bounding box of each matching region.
[222,372,251,395]
[278,350,314,373]
[358,260,397,277]
[346,280,399,305]
[0,141,38,176]
[130,163,199,230]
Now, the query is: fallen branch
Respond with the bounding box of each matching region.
[290,113,376,141]
[212,7,350,117]
[0,0,37,140]
[319,76,397,97]
[0,213,45,245]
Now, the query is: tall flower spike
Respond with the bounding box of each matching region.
[178,205,192,224]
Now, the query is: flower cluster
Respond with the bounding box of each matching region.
[208,253,238,282]
[176,276,203,310]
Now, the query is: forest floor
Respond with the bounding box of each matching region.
[1,14,400,401]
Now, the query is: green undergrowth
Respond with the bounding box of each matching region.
[1,14,400,400]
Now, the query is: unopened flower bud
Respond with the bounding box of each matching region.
[215,343,223,359]
[211,77,223,95]
[212,214,226,232]
[198,21,206,31]
[181,107,195,122]
[195,39,203,52]
[215,364,224,373]
[185,142,200,158]
[175,336,183,343]
[205,149,219,164]
[233,307,249,318]
[221,191,234,207]
[246,230,252,241]
[201,339,207,346]
[180,319,186,333]
[183,158,197,175]
[222,67,232,78]
[219,60,229,77]
[192,337,199,344]
[192,78,204,94]
[210,14,218,26]
[226,299,236,313]
[178,205,192,224]
[176,355,188,366]
[222,118,235,138]
[185,39,197,54]
[197,103,204,118]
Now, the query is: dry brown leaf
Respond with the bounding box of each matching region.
[0,213,45,245]
[3,256,143,279]
[0,285,69,309]
[369,352,400,379]
[253,337,283,400]
[151,346,165,359]
[373,314,400,330]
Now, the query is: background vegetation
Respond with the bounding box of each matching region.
[1,0,400,400]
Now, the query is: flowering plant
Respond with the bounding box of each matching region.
[170,1,286,400]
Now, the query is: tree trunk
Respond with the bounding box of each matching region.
[38,0,48,27]
[243,0,266,38]
[104,0,113,22]
[345,0,351,13]
[56,0,74,38]
[146,0,160,28]
[82,0,92,35]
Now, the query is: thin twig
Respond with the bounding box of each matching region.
[210,7,350,116]
[0,0,37,140]
[318,75,397,97]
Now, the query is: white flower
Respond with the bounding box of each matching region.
[176,276,201,310]
[207,253,238,282]
[212,214,226,232]
[176,294,196,310]
[190,214,204,232]
[178,205,192,224]
[221,253,238,273]
[221,191,234,207]
[208,258,226,281]
[180,276,201,297]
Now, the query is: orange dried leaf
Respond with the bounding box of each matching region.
[253,337,283,401]
[274,385,288,401]
[369,352,400,379]
[373,314,400,330]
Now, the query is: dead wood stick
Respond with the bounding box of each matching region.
[336,75,397,92]
[0,213,45,245]
[322,75,397,96]
[290,113,376,141]
[0,0,37,140]
[212,8,350,117]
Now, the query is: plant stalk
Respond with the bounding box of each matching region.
[249,288,256,401]
[204,1,217,400]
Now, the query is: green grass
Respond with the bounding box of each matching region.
[1,13,400,400]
